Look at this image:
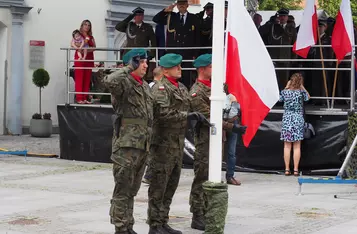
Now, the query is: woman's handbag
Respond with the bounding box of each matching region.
[303,122,315,139]
[301,92,316,139]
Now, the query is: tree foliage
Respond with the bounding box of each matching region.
[258,0,303,11]
[32,68,50,88]
[318,0,357,24]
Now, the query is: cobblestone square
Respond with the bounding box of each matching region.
[1,135,357,234]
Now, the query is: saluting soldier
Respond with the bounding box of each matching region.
[147,53,209,234]
[196,2,213,54]
[152,0,201,89]
[104,49,154,234]
[188,54,247,231]
[115,7,157,80]
[265,8,297,91]
[115,7,157,55]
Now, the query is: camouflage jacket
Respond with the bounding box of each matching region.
[151,77,190,149]
[103,66,154,152]
[190,81,236,144]
[189,81,210,147]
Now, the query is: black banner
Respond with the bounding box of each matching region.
[58,105,347,171]
[236,113,347,171]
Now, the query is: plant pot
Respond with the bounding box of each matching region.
[29,119,52,137]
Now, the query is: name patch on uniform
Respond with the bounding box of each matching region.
[159,86,165,90]
[191,92,197,97]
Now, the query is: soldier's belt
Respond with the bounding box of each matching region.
[156,127,186,133]
[121,118,152,126]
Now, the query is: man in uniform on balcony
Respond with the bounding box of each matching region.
[104,49,153,234]
[152,0,201,89]
[263,8,297,91]
[115,7,157,80]
[196,2,213,54]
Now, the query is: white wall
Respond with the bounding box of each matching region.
[2,0,207,131]
[0,8,11,135]
[21,0,110,128]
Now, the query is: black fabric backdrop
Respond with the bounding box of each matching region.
[57,105,348,171]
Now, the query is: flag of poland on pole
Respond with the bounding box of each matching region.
[225,0,279,147]
[292,0,318,58]
[331,0,355,62]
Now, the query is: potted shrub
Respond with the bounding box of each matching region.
[29,68,52,137]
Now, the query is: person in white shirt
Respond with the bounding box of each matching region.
[148,67,163,88]
[223,83,246,186]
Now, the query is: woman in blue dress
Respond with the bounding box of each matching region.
[279,73,310,176]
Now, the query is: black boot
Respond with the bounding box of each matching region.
[148,226,168,234]
[162,224,182,234]
[128,229,138,234]
[191,215,205,231]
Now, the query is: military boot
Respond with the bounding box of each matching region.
[191,214,205,231]
[128,229,138,234]
[162,224,182,234]
[148,226,168,234]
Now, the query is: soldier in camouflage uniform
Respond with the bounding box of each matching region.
[104,49,154,234]
[147,53,209,234]
[189,54,247,231]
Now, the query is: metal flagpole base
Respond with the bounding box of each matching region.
[203,181,228,234]
[297,112,357,195]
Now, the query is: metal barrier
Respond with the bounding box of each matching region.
[60,45,356,111]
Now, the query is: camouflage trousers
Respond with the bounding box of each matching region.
[189,141,209,216]
[147,145,183,226]
[109,147,147,232]
[143,152,153,180]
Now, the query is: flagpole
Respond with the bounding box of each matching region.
[331,62,339,108]
[208,0,225,183]
[202,0,229,233]
[350,47,355,110]
[317,29,330,108]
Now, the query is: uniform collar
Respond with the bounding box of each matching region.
[130,72,143,85]
[198,79,211,88]
[165,76,179,88]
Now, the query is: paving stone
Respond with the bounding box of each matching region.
[1,135,357,233]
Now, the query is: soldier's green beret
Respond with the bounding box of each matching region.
[123,49,148,64]
[159,53,182,68]
[193,54,212,68]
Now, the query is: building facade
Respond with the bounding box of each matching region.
[0,0,207,135]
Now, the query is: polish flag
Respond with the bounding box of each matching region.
[331,0,355,63]
[292,0,318,58]
[225,0,279,147]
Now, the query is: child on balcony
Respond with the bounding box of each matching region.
[71,29,88,60]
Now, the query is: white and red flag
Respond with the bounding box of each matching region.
[331,0,355,62]
[225,0,279,147]
[292,0,318,58]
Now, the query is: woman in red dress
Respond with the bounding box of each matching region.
[74,20,96,104]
